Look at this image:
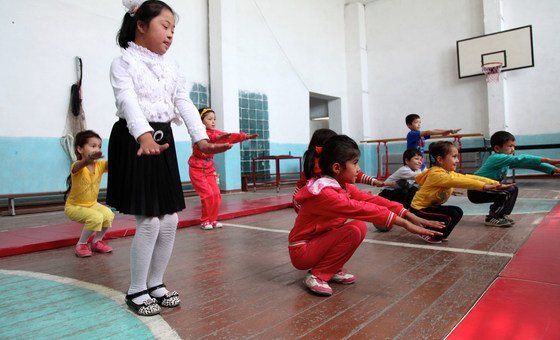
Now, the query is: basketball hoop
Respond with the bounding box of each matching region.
[482,62,503,83]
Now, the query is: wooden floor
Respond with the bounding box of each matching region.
[0,179,558,339]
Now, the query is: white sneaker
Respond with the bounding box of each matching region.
[304,273,333,296]
[329,270,356,284]
[200,222,213,230]
[212,221,223,228]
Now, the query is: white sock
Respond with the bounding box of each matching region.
[92,228,108,243]
[128,216,160,304]
[78,229,94,244]
[147,213,178,297]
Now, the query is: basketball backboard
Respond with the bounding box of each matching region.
[456,25,534,79]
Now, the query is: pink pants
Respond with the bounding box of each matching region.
[289,220,367,281]
[189,166,221,224]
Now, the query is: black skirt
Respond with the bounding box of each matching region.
[106,119,186,216]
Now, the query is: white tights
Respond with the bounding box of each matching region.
[128,213,178,303]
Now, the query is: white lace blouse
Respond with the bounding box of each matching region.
[110,42,208,143]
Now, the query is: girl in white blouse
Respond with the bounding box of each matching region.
[108,0,231,316]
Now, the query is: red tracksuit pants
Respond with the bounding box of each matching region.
[189,166,221,224]
[288,220,367,281]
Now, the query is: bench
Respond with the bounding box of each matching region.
[0,182,194,216]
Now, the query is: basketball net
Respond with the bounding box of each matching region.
[482,62,503,83]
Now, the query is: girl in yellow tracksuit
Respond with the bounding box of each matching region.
[410,141,511,244]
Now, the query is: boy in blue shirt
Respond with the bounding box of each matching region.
[467,130,560,227]
[405,113,461,169]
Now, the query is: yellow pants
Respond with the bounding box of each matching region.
[64,203,114,232]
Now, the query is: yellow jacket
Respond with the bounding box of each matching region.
[411,166,498,209]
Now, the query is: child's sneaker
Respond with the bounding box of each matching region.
[304,273,333,296]
[329,270,356,284]
[485,217,512,227]
[417,234,442,244]
[503,215,515,224]
[200,222,213,230]
[75,243,92,257]
[91,240,113,253]
[212,221,223,228]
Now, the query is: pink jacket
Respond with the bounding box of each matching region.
[289,177,407,243]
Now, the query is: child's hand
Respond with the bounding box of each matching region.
[86,151,103,162]
[137,133,169,156]
[554,167,560,174]
[247,134,259,140]
[496,183,516,189]
[197,139,232,154]
[406,213,445,230]
[402,220,443,237]
[374,180,385,187]
[451,128,462,134]
[383,181,397,187]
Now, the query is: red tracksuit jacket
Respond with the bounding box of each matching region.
[289,177,407,243]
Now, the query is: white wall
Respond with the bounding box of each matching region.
[236,0,349,143]
[501,0,560,135]
[364,0,487,140]
[0,0,209,141]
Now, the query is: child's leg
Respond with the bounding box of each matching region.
[410,206,463,240]
[90,203,115,242]
[146,213,178,296]
[289,220,367,281]
[65,204,105,242]
[497,185,519,217]
[129,215,160,303]
[208,173,221,223]
[378,189,404,203]
[467,190,506,218]
[190,168,213,225]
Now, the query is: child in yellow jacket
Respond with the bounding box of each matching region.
[410,141,511,243]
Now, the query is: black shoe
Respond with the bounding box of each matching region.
[125,290,161,316]
[148,283,181,308]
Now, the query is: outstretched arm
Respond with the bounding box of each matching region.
[423,128,462,136]
[72,151,103,173]
[196,139,232,154]
[393,216,443,237]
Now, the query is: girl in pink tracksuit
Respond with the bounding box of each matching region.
[189,107,257,230]
[289,135,443,296]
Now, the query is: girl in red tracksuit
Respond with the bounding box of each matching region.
[189,107,257,230]
[292,129,386,213]
[289,135,443,296]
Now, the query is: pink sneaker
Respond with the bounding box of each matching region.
[304,273,333,296]
[200,222,213,230]
[330,270,356,284]
[75,243,92,257]
[212,221,223,228]
[91,240,113,253]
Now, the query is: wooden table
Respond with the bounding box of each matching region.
[251,155,302,192]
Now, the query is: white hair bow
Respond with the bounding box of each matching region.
[122,0,148,16]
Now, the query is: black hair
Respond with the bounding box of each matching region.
[303,128,338,179]
[198,107,215,120]
[490,130,515,149]
[319,135,360,177]
[64,130,102,202]
[402,148,422,165]
[428,141,456,167]
[117,0,175,48]
[405,114,420,126]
